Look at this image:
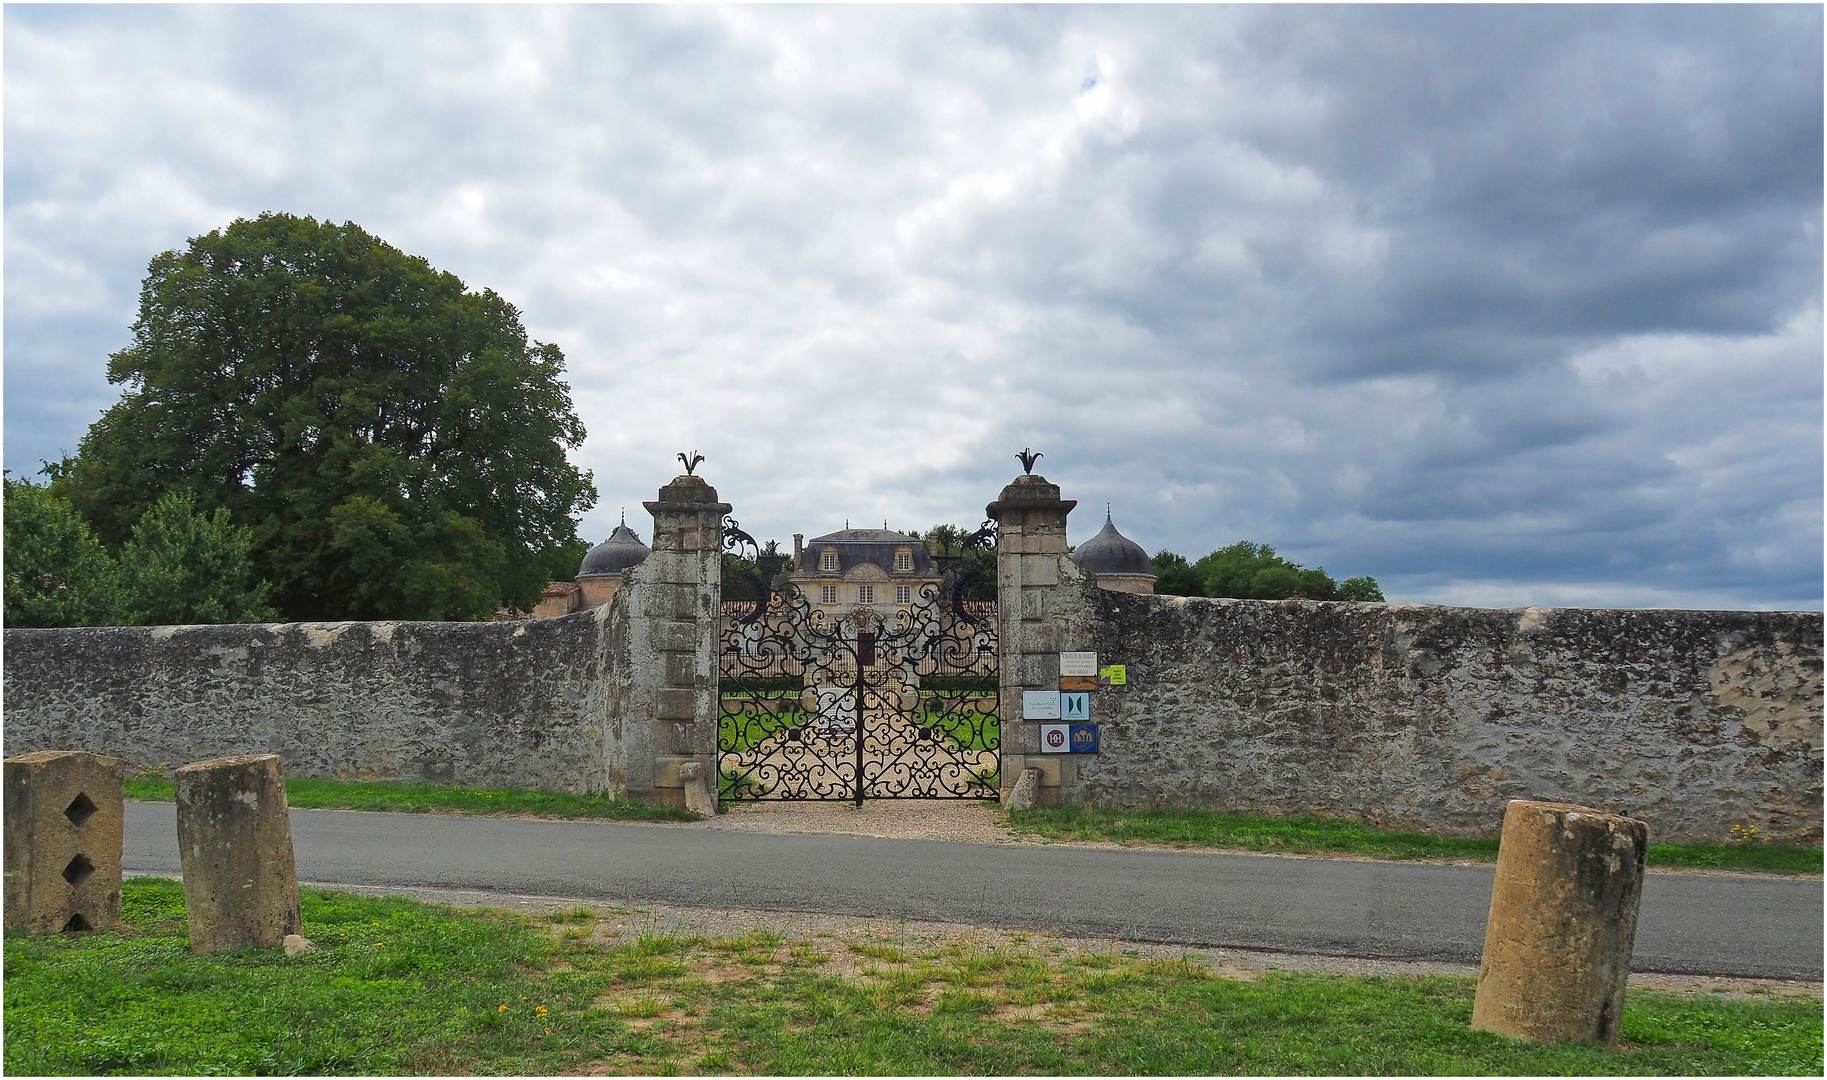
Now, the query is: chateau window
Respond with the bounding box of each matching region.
[821,550,838,571]
[820,585,838,605]
[858,585,875,604]
[895,550,912,572]
[896,584,912,604]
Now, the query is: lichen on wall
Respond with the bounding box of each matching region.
[3,612,617,794]
[1709,643,1823,759]
[1073,587,1823,843]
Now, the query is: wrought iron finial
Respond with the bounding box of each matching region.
[1016,448,1042,475]
[620,507,627,527]
[678,451,704,476]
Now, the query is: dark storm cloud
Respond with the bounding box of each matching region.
[4,5,1819,609]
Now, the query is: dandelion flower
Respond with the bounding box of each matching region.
[499,1005,508,1012]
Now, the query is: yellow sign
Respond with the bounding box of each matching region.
[1099,665,1126,686]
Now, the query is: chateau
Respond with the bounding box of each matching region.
[532,509,1157,618]
[786,528,944,615]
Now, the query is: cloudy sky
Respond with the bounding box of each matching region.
[5,4,1821,609]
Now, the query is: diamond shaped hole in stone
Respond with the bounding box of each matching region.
[64,793,97,828]
[62,912,92,933]
[62,854,94,887]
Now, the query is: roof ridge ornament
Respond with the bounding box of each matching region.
[677,451,704,476]
[1016,448,1042,475]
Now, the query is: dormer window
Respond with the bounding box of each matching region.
[894,549,912,572]
[820,550,838,572]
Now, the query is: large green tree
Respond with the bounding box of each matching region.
[54,213,597,621]
[1151,541,1385,602]
[916,524,998,601]
[115,491,278,626]
[3,477,119,627]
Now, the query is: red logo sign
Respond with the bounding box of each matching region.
[1046,728,1066,749]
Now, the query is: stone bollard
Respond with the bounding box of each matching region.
[678,762,717,817]
[174,754,302,954]
[3,750,125,935]
[1471,799,1649,1045]
[1003,767,1043,813]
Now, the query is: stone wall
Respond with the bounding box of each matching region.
[1073,586,1823,843]
[2,609,618,792]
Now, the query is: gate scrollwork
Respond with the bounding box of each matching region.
[718,517,999,803]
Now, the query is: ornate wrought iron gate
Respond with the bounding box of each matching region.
[718,519,998,804]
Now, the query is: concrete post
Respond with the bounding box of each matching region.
[1471,799,1649,1045]
[987,472,1089,806]
[616,473,729,811]
[3,750,125,935]
[174,754,303,954]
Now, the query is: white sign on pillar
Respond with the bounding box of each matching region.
[1060,652,1098,677]
[1022,692,1062,719]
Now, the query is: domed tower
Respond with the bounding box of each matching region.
[1069,508,1156,594]
[575,513,652,609]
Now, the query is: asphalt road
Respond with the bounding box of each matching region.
[122,802,1823,981]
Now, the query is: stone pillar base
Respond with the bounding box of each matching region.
[1471,799,1648,1045]
[3,750,125,935]
[175,754,303,954]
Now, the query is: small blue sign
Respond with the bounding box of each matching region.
[1060,692,1090,720]
[1069,723,1099,753]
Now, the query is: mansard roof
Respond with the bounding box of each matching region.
[799,527,937,577]
[806,528,920,544]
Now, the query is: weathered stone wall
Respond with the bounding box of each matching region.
[2,609,618,793]
[1074,587,1823,843]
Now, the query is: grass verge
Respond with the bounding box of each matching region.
[1006,804,1824,876]
[4,877,1819,1076]
[123,776,698,822]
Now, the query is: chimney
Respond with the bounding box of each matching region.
[793,533,804,564]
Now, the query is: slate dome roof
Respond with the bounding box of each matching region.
[578,519,651,577]
[1070,510,1155,578]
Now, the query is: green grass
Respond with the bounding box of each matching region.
[5,877,1818,1075]
[719,706,998,755]
[122,776,698,822]
[1006,804,1825,876]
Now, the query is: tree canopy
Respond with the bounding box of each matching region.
[4,478,274,627]
[915,524,997,601]
[114,491,278,626]
[1151,541,1384,602]
[52,213,596,621]
[4,478,119,627]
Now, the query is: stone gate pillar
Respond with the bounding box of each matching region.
[988,471,1095,806]
[613,473,728,811]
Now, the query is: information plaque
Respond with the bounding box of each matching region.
[1022,691,1061,719]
